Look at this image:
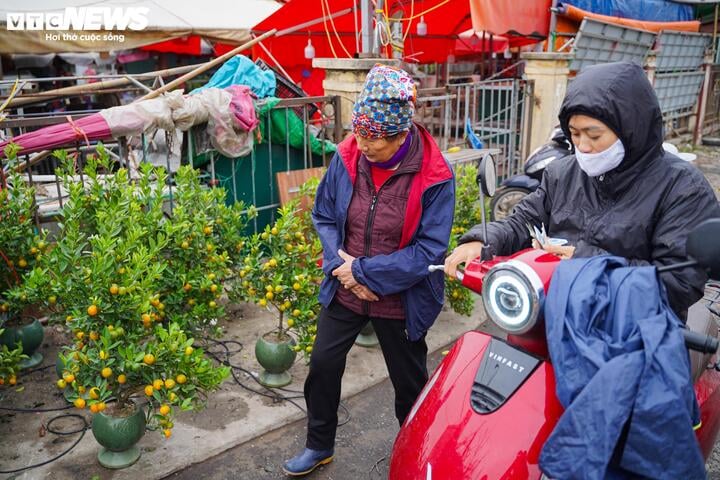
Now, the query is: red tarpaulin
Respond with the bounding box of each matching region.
[455,31,509,56]
[454,30,544,57]
[140,36,204,55]
[469,0,552,37]
[252,0,476,66]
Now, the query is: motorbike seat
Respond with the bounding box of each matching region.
[686,298,718,383]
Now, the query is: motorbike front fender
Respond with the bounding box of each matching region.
[389,331,563,480]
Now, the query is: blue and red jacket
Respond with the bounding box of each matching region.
[312,124,455,341]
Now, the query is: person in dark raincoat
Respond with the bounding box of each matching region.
[445,61,720,318]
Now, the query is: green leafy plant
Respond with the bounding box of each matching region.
[0,144,49,321]
[0,328,26,387]
[156,166,254,335]
[29,146,229,437]
[231,179,323,356]
[446,163,485,316]
[0,144,47,381]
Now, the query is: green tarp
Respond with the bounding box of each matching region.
[256,98,337,156]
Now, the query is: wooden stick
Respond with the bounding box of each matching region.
[138,29,277,102]
[6,63,205,109]
[255,38,298,85]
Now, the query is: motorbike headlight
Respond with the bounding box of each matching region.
[481,260,544,334]
[526,155,556,174]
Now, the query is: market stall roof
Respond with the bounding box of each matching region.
[469,0,552,38]
[0,0,281,54]
[252,0,480,65]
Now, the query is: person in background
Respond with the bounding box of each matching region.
[445,61,720,319]
[283,64,455,476]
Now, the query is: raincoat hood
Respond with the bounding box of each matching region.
[559,62,664,195]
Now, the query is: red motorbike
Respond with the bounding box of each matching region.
[389,155,720,479]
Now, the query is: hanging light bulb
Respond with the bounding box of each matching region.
[304,38,315,59]
[416,15,427,36]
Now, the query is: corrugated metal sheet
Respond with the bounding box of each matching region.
[569,19,656,72]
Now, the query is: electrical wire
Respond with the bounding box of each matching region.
[368,454,389,479]
[398,0,452,21]
[375,9,391,49]
[0,413,89,474]
[0,403,73,413]
[320,0,339,58]
[383,2,400,58]
[402,0,415,43]
[201,337,351,425]
[323,0,353,58]
[0,336,354,475]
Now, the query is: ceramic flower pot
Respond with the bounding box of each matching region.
[0,317,44,369]
[255,331,297,388]
[91,401,146,469]
[355,322,379,347]
[55,353,65,379]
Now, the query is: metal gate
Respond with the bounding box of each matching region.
[653,30,712,123]
[447,79,533,182]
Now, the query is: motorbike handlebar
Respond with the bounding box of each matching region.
[428,265,464,281]
[682,329,719,354]
[428,267,718,354]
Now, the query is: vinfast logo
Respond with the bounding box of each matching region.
[487,351,526,373]
[6,7,149,31]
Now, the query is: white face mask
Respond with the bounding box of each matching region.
[575,139,625,177]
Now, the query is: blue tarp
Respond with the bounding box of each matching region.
[192,55,276,98]
[563,0,695,22]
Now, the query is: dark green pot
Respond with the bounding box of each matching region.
[0,317,44,369]
[91,402,146,469]
[255,332,297,388]
[55,353,65,379]
[355,322,379,348]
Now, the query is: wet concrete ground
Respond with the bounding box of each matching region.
[167,144,720,480]
[166,346,448,480]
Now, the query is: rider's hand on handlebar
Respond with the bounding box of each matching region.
[444,242,484,278]
[532,240,575,260]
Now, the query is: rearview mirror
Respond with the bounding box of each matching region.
[477,154,496,197]
[686,218,720,280]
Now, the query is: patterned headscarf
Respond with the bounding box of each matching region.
[352,64,416,139]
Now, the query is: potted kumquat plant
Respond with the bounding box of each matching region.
[34,147,229,469]
[231,180,323,387]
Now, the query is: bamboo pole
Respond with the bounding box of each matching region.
[6,63,205,109]
[138,29,277,101]
[5,29,277,170]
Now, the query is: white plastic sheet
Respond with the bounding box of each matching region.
[100,87,258,158]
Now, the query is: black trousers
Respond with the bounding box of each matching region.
[304,300,428,450]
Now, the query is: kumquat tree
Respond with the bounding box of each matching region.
[231,178,323,358]
[446,163,485,316]
[0,144,50,377]
[20,146,229,438]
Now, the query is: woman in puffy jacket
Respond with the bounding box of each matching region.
[283,64,455,476]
